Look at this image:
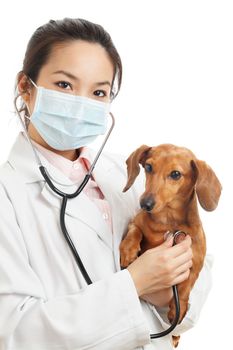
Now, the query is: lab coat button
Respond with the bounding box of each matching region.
[73,163,80,170]
[103,213,109,220]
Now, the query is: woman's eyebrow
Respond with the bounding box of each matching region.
[52,70,111,86]
[94,81,111,87]
[52,70,79,81]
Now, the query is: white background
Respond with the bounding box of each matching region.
[0,0,232,348]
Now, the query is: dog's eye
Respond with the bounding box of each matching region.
[169,170,181,180]
[145,163,153,173]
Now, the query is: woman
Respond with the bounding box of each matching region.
[0,18,212,349]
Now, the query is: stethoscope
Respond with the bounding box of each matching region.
[14,94,183,339]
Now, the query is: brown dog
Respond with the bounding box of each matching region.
[120,144,221,347]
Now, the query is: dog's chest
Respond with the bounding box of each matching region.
[138,215,190,253]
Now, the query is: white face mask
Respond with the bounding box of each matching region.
[26,79,110,151]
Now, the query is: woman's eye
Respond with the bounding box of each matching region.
[169,170,182,180]
[56,81,72,90]
[145,163,153,173]
[93,90,106,97]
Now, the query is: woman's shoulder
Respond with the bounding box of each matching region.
[99,149,145,197]
[0,161,14,184]
[100,150,127,166]
[0,162,20,205]
[87,147,127,174]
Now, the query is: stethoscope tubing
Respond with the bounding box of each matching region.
[60,195,93,285]
[39,165,94,285]
[37,112,116,285]
[150,284,180,338]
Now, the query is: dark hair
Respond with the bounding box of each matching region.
[16,18,122,125]
[18,18,122,97]
[22,18,122,96]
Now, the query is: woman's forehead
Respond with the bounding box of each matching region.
[39,41,114,83]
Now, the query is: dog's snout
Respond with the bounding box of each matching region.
[140,195,155,212]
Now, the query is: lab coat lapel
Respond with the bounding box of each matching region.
[7,131,113,249]
[40,183,113,249]
[93,157,129,271]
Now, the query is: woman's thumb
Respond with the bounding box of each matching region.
[163,232,174,247]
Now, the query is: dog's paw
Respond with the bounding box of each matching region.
[119,240,140,267]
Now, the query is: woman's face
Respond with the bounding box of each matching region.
[18,40,114,158]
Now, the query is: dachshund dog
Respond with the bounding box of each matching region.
[120,144,221,347]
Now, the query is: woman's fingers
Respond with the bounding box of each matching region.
[171,248,193,269]
[151,235,192,258]
[173,259,193,277]
[173,269,191,285]
[169,236,192,258]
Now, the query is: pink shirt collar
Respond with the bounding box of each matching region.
[30,138,93,181]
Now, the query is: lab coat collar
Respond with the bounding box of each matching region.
[7,131,113,185]
[7,131,45,184]
[7,131,116,250]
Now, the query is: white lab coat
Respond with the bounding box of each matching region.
[0,131,213,350]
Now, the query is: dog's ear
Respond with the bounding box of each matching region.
[191,159,222,211]
[123,145,151,192]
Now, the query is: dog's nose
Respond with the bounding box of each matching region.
[140,195,155,212]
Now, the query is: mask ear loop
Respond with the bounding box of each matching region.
[14,92,43,168]
[24,78,38,116]
[28,78,38,89]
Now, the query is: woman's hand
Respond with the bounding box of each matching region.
[127,235,193,297]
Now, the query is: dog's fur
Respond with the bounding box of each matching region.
[120,144,221,347]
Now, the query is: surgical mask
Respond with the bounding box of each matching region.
[26,79,110,150]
